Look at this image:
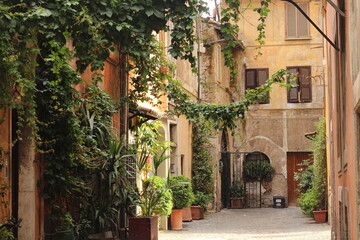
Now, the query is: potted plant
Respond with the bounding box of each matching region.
[243,161,274,182]
[191,192,210,220]
[128,176,173,240]
[168,175,194,230]
[229,181,245,209]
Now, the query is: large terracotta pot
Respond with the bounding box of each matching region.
[230,198,244,209]
[313,210,327,223]
[182,207,193,222]
[128,216,158,240]
[191,206,204,220]
[170,209,183,230]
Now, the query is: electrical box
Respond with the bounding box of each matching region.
[273,196,286,208]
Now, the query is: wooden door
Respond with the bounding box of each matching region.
[287,152,311,206]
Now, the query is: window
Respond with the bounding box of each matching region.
[245,68,269,104]
[287,66,311,103]
[286,3,310,39]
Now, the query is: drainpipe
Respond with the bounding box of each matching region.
[196,17,202,102]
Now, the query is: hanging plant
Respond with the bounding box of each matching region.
[243,161,274,182]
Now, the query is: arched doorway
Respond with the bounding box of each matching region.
[243,152,271,208]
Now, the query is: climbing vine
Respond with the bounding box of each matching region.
[0,0,282,236]
[219,0,272,81]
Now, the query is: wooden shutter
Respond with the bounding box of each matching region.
[245,69,256,89]
[257,69,269,103]
[297,3,310,37]
[286,4,296,37]
[299,67,312,102]
[287,67,299,102]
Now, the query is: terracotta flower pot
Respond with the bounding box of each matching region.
[191,206,204,220]
[230,198,244,209]
[171,209,183,230]
[313,210,327,223]
[182,206,193,222]
[128,216,158,240]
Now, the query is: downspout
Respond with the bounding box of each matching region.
[196,17,202,102]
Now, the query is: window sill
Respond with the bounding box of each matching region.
[287,101,313,104]
[284,37,312,41]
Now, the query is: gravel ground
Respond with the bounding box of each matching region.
[159,207,331,240]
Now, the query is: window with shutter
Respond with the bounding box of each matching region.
[245,68,269,104]
[287,66,312,103]
[285,3,310,39]
[299,67,311,102]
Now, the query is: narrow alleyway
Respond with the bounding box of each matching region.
[159,207,331,240]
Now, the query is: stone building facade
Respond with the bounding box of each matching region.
[230,0,325,208]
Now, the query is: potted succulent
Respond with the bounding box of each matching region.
[129,176,173,240]
[229,181,245,209]
[191,192,211,220]
[168,175,194,230]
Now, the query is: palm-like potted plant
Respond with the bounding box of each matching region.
[229,181,245,208]
[168,175,194,230]
[129,176,173,240]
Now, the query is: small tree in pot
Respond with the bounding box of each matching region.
[168,175,194,230]
[229,181,245,209]
[129,176,172,240]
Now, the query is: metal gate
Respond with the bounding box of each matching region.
[243,152,271,208]
[220,152,245,209]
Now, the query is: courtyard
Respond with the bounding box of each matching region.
[159,207,331,240]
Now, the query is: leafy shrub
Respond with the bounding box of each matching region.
[230,182,245,198]
[298,117,327,215]
[169,175,194,209]
[192,192,211,212]
[294,159,314,193]
[298,188,319,216]
[243,161,274,181]
[140,176,173,216]
[191,122,214,196]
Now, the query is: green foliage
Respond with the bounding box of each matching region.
[230,181,245,198]
[243,161,274,182]
[310,117,327,209]
[139,176,173,217]
[192,192,211,212]
[0,1,282,237]
[169,175,194,209]
[253,0,271,57]
[0,226,14,240]
[298,118,327,215]
[168,69,292,131]
[191,121,214,196]
[131,120,173,176]
[220,0,241,81]
[298,188,319,216]
[294,159,314,193]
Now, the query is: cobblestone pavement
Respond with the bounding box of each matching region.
[159,207,331,240]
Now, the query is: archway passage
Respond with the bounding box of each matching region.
[243,152,270,208]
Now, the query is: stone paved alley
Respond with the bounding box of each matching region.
[159,207,331,240]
